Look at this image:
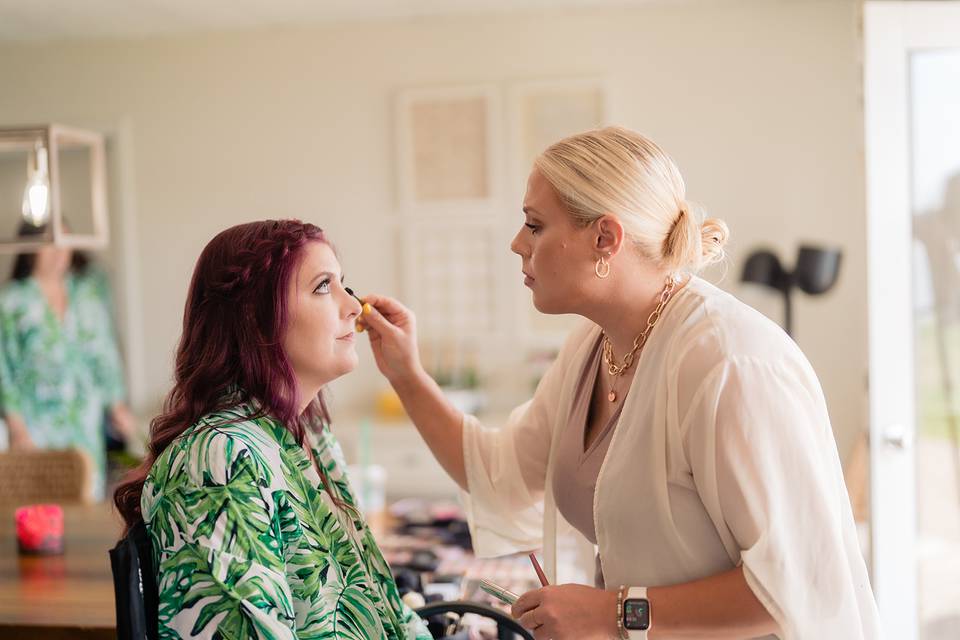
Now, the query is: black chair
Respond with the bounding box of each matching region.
[109,521,160,640]
[109,526,532,640]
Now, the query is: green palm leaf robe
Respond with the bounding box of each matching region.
[142,399,432,640]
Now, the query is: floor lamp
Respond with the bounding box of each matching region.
[740,245,842,338]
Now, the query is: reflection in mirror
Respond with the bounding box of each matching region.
[57,141,96,238]
[0,126,126,505]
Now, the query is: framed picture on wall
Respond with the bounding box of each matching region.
[398,217,505,340]
[507,77,609,197]
[395,84,502,215]
[507,77,609,346]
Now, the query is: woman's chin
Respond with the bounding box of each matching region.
[530,291,546,312]
[310,355,359,387]
[340,352,360,375]
[531,292,565,315]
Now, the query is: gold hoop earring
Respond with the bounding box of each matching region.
[595,254,611,279]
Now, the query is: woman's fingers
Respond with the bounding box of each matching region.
[361,294,411,322]
[357,292,423,382]
[517,609,540,630]
[10,433,37,450]
[511,588,545,618]
[357,298,401,336]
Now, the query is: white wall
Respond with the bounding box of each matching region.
[0,0,867,457]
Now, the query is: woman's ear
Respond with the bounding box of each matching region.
[594,214,625,256]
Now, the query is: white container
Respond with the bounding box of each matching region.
[347,463,387,517]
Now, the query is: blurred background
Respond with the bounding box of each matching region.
[0,1,956,638]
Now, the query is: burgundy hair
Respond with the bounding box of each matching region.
[114,219,335,531]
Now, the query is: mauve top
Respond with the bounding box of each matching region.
[552,333,625,587]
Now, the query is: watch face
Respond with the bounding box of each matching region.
[623,598,650,630]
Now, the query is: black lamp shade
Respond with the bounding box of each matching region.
[741,250,788,291]
[740,244,843,337]
[794,245,842,295]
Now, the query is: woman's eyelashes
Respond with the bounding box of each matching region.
[315,276,350,296]
[313,278,331,295]
[525,222,541,235]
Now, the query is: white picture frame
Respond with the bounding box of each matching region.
[395,84,503,216]
[506,76,610,199]
[398,217,509,341]
[506,77,609,348]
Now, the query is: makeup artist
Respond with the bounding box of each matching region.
[359,127,880,640]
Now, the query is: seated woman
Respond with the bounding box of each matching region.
[114,220,431,640]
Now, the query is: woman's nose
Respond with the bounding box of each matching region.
[343,287,363,318]
[510,231,526,256]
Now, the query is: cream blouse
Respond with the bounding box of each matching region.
[459,277,880,639]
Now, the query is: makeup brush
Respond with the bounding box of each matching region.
[345,287,371,332]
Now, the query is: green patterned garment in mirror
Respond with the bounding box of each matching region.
[0,270,126,499]
[142,400,432,640]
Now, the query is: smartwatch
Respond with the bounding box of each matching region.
[622,586,651,638]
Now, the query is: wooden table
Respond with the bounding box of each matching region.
[0,502,120,639]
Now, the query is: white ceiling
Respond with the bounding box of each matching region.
[0,0,726,43]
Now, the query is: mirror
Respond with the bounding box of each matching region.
[0,124,109,252]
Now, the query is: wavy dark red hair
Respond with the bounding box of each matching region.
[114,219,332,531]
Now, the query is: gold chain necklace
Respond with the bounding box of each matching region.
[601,277,678,402]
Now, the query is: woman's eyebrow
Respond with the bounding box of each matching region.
[309,270,340,286]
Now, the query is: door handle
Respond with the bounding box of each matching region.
[883,424,913,450]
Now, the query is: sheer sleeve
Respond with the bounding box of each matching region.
[460,322,593,557]
[684,356,880,640]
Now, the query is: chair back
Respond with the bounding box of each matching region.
[108,520,159,640]
[0,449,93,504]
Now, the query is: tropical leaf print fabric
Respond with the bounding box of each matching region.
[141,400,432,640]
[0,270,126,499]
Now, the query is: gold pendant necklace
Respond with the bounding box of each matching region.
[608,375,621,403]
[602,277,677,402]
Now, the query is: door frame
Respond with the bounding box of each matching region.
[864,2,960,637]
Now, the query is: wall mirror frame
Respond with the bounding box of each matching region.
[0,124,109,253]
